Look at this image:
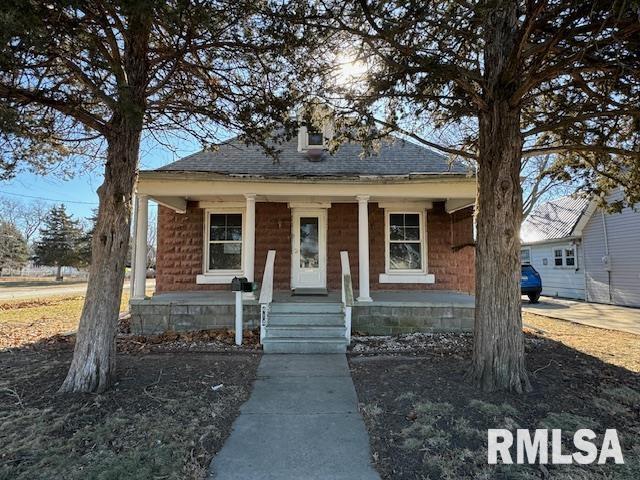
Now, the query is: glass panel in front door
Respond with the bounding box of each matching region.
[299,217,319,268]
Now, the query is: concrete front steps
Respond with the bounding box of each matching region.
[262,302,349,353]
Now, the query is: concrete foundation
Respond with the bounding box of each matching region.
[130,290,475,335]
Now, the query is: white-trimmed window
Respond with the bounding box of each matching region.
[387,212,424,271]
[553,246,576,268]
[553,248,563,266]
[205,210,244,273]
[297,120,332,151]
[565,248,576,267]
[307,129,324,147]
[520,248,532,265]
[379,210,433,284]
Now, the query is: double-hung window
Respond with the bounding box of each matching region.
[553,246,576,268]
[387,212,425,272]
[565,248,575,267]
[207,212,243,272]
[553,248,563,266]
[520,248,532,265]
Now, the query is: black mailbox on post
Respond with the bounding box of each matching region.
[231,277,253,292]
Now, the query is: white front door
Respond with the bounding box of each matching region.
[291,209,327,289]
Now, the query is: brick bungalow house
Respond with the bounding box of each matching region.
[130,124,477,352]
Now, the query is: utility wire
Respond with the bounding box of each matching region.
[0,189,98,205]
[0,190,157,207]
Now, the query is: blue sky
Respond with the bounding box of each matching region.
[0,134,204,220]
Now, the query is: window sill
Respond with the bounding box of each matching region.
[196,273,242,285]
[379,273,435,284]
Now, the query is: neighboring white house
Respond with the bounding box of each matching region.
[582,190,640,308]
[521,192,640,307]
[521,195,592,300]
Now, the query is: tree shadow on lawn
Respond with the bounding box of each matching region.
[0,339,261,480]
[349,334,640,480]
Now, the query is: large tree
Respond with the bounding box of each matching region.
[0,0,300,392]
[290,0,639,391]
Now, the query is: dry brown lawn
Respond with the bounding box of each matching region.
[523,311,640,372]
[0,291,144,350]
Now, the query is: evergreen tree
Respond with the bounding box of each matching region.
[0,221,28,274]
[34,205,84,280]
[0,1,301,393]
[290,0,639,392]
[77,209,98,267]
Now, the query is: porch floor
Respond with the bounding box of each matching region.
[135,289,475,307]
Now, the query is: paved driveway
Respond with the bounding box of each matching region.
[523,296,640,336]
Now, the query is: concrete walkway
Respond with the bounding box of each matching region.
[208,354,380,480]
[523,296,640,335]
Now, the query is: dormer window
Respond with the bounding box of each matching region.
[307,130,324,147]
[296,104,334,152]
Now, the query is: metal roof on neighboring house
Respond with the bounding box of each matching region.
[154,133,471,178]
[521,195,592,244]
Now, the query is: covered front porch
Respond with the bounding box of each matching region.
[129,172,476,302]
[129,172,476,348]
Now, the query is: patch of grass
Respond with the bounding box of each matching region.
[592,397,632,417]
[468,399,519,419]
[361,403,383,417]
[395,398,533,479]
[538,412,600,432]
[395,391,416,402]
[400,437,422,450]
[604,385,640,407]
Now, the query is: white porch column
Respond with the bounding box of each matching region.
[357,195,372,302]
[129,193,138,299]
[244,194,256,283]
[132,194,148,300]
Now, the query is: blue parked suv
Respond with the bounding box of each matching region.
[521,264,542,303]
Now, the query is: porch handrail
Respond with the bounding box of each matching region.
[340,251,354,343]
[259,250,276,342]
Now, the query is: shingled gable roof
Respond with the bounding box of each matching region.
[521,195,592,244]
[155,133,470,178]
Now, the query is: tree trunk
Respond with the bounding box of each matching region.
[56,264,62,281]
[59,11,150,393]
[466,2,531,393]
[58,125,142,393]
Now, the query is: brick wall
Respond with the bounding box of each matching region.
[327,203,360,290]
[156,202,223,292]
[368,202,475,294]
[452,206,475,249]
[156,200,475,294]
[254,203,291,290]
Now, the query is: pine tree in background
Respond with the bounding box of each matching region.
[34,205,84,280]
[77,209,98,267]
[0,221,28,275]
